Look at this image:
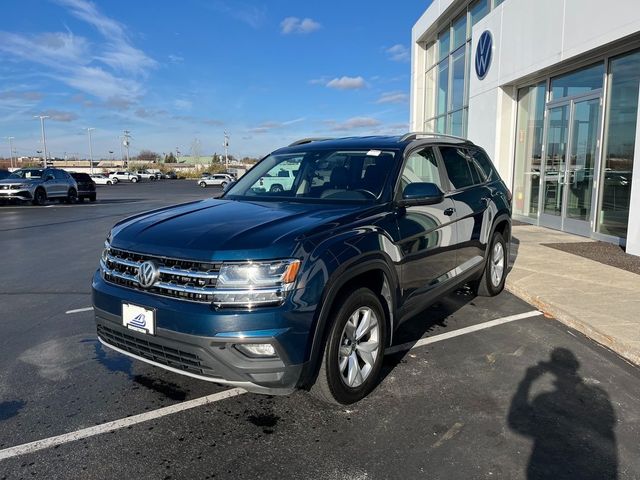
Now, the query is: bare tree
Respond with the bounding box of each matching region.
[137,150,160,162]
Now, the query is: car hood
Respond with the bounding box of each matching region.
[110,198,365,261]
[0,178,39,185]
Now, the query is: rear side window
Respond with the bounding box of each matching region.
[439,146,475,189]
[467,149,495,182]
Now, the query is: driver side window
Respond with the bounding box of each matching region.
[400,148,442,191]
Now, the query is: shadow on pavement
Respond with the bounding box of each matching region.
[508,348,618,479]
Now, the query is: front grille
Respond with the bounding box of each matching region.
[97,324,205,375]
[101,247,221,303]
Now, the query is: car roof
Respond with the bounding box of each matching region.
[274,133,475,155]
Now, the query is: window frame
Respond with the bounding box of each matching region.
[394,145,449,201]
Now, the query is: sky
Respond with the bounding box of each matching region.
[0,0,428,160]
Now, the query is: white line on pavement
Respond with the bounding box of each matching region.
[385,310,542,355]
[65,307,94,314]
[0,388,247,461]
[0,309,541,462]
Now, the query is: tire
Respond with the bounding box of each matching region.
[221,181,227,188]
[473,231,507,297]
[89,193,96,202]
[199,182,207,188]
[32,188,46,206]
[131,177,138,183]
[66,188,78,204]
[107,181,113,185]
[270,184,284,193]
[111,177,118,184]
[310,288,387,405]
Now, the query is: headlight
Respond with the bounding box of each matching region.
[213,259,300,308]
[11,184,28,189]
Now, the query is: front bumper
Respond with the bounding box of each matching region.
[0,189,32,200]
[92,271,311,394]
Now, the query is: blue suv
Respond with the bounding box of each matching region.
[93,133,512,404]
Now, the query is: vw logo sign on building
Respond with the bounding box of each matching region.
[137,260,160,288]
[475,30,493,80]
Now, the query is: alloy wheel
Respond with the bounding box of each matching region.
[490,242,505,287]
[337,306,380,388]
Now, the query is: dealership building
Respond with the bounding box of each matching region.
[410,0,640,255]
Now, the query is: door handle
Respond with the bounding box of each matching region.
[444,207,455,216]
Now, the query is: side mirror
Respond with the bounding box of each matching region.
[223,180,235,193]
[399,182,444,207]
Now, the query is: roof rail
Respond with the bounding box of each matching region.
[288,137,333,147]
[400,132,470,143]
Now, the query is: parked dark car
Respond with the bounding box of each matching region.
[70,172,97,202]
[0,169,10,180]
[165,171,178,179]
[93,133,512,404]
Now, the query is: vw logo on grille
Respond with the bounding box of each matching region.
[137,261,160,288]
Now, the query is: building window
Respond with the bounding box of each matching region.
[550,62,604,100]
[513,83,545,218]
[598,50,640,237]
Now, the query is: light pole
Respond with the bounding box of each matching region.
[5,137,15,168]
[223,131,229,171]
[123,130,131,167]
[86,128,95,173]
[34,115,50,167]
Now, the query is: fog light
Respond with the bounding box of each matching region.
[235,343,277,358]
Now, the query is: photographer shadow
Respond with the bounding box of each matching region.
[508,348,618,479]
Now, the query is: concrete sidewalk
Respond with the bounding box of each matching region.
[506,225,640,365]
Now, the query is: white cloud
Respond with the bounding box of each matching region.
[174,99,193,110]
[209,1,267,29]
[280,17,321,34]
[326,117,381,131]
[249,118,305,134]
[385,44,410,62]
[325,76,366,90]
[168,54,184,64]
[376,91,408,104]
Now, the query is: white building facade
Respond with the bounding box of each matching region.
[411,0,640,255]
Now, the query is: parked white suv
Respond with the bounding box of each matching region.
[109,171,140,184]
[134,170,156,181]
[197,174,233,188]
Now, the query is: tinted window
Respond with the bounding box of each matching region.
[400,148,442,191]
[72,173,91,182]
[468,149,494,181]
[53,170,67,180]
[439,146,475,189]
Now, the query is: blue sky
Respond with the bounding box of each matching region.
[0,0,428,159]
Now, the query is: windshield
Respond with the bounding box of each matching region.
[8,169,44,179]
[226,149,396,202]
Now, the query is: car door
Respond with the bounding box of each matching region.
[42,169,58,197]
[437,145,491,273]
[394,146,458,319]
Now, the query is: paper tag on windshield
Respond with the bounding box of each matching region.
[366,149,381,156]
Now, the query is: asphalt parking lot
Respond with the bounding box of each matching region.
[1,180,639,479]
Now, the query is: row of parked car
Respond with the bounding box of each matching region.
[92,169,179,185]
[0,167,96,205]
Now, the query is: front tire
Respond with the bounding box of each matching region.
[310,288,387,405]
[474,231,507,297]
[111,177,118,184]
[32,188,46,206]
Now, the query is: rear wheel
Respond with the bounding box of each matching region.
[111,177,118,184]
[131,177,138,183]
[32,188,46,206]
[270,184,284,193]
[310,288,387,405]
[473,231,507,297]
[89,193,96,202]
[66,188,78,204]
[199,181,207,188]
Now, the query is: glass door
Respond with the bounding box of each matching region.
[540,104,569,230]
[539,95,602,235]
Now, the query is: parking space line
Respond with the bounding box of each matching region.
[65,307,94,314]
[0,388,246,462]
[0,310,541,462]
[385,310,542,355]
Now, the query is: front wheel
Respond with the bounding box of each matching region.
[111,177,118,184]
[32,188,46,206]
[107,181,113,185]
[473,231,507,297]
[310,288,387,405]
[221,181,227,188]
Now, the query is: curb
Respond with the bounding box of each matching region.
[505,282,640,367]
